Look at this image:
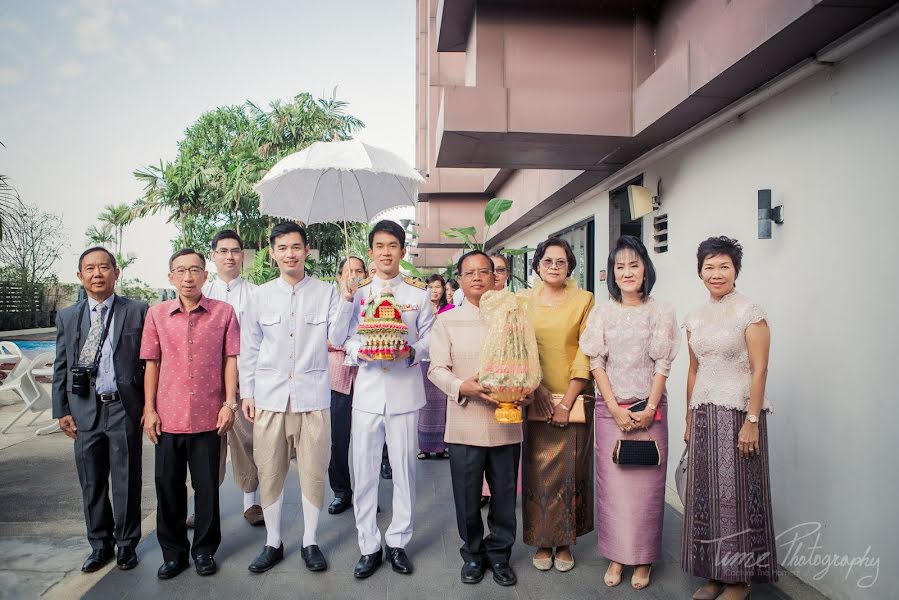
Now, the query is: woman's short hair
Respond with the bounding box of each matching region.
[606,235,656,302]
[696,236,743,277]
[532,237,576,278]
[425,273,449,309]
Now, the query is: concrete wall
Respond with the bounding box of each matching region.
[498,30,899,600]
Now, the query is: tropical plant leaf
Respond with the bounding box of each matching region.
[400,259,423,280]
[500,247,534,256]
[484,197,513,226]
[442,227,477,239]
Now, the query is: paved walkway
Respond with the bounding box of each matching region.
[70,456,824,600]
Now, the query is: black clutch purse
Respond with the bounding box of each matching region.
[612,439,661,466]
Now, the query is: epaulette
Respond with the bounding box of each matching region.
[358,277,373,288]
[404,275,427,289]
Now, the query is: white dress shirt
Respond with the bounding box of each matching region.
[202,276,255,325]
[239,275,355,413]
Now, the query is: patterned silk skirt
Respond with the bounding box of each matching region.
[682,404,778,584]
[417,361,448,453]
[521,404,595,547]
[595,396,668,565]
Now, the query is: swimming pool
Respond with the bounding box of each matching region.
[1,340,56,356]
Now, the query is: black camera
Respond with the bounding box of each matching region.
[71,366,94,397]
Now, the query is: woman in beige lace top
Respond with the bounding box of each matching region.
[682,237,777,600]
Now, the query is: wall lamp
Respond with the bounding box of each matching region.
[757,189,784,239]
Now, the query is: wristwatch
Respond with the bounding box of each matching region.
[225,401,238,412]
[747,414,759,424]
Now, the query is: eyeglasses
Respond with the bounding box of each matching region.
[494,267,508,274]
[213,248,243,256]
[461,269,493,279]
[540,259,568,270]
[171,267,205,277]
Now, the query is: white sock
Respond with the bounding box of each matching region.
[243,491,257,511]
[301,494,321,548]
[263,491,284,548]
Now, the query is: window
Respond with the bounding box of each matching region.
[552,218,595,293]
[609,175,644,248]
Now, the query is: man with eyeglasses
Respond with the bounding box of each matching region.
[195,230,264,529]
[140,249,240,579]
[428,250,527,587]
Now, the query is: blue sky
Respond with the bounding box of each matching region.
[0,0,415,287]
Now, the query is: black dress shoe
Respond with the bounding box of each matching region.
[353,549,383,579]
[157,559,189,580]
[380,462,392,480]
[461,559,487,584]
[116,547,138,570]
[301,544,328,571]
[194,554,217,576]
[491,562,517,586]
[81,548,114,573]
[248,544,284,573]
[328,496,352,515]
[385,545,413,575]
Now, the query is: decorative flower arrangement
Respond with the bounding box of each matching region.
[356,284,410,360]
[478,290,542,423]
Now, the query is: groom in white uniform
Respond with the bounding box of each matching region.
[344,220,434,578]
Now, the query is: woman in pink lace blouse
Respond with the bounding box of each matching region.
[579,236,680,591]
[682,237,777,600]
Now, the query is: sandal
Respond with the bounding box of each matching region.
[437,449,450,459]
[604,562,623,587]
[631,564,652,590]
[693,580,725,600]
[417,451,429,460]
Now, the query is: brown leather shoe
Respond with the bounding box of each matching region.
[243,505,265,526]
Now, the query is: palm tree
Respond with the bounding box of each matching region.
[98,203,133,257]
[0,174,19,242]
[85,224,115,248]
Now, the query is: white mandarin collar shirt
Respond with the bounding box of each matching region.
[239,274,355,413]
[202,276,254,324]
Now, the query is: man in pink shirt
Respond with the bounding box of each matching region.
[140,249,240,580]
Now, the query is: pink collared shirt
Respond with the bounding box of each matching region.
[140,296,240,434]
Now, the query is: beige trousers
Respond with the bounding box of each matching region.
[216,399,259,493]
[253,406,331,509]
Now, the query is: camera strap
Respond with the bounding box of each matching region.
[75,296,117,371]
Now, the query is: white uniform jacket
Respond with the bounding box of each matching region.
[344,273,435,416]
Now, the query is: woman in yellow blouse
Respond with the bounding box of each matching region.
[521,237,595,573]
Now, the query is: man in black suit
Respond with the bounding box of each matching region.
[52,247,148,572]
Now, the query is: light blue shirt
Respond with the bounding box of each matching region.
[239,275,355,413]
[87,295,117,395]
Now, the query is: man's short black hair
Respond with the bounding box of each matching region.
[697,236,743,277]
[169,248,206,271]
[607,235,656,302]
[532,237,576,278]
[368,220,405,248]
[456,250,493,276]
[269,222,308,247]
[338,255,366,274]
[78,247,117,272]
[211,229,243,251]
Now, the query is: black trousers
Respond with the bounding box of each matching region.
[74,400,142,550]
[448,443,520,564]
[328,390,353,499]
[155,430,221,562]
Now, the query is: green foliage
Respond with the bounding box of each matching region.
[399,259,423,280]
[118,278,157,304]
[441,198,515,252]
[131,91,365,253]
[245,247,278,286]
